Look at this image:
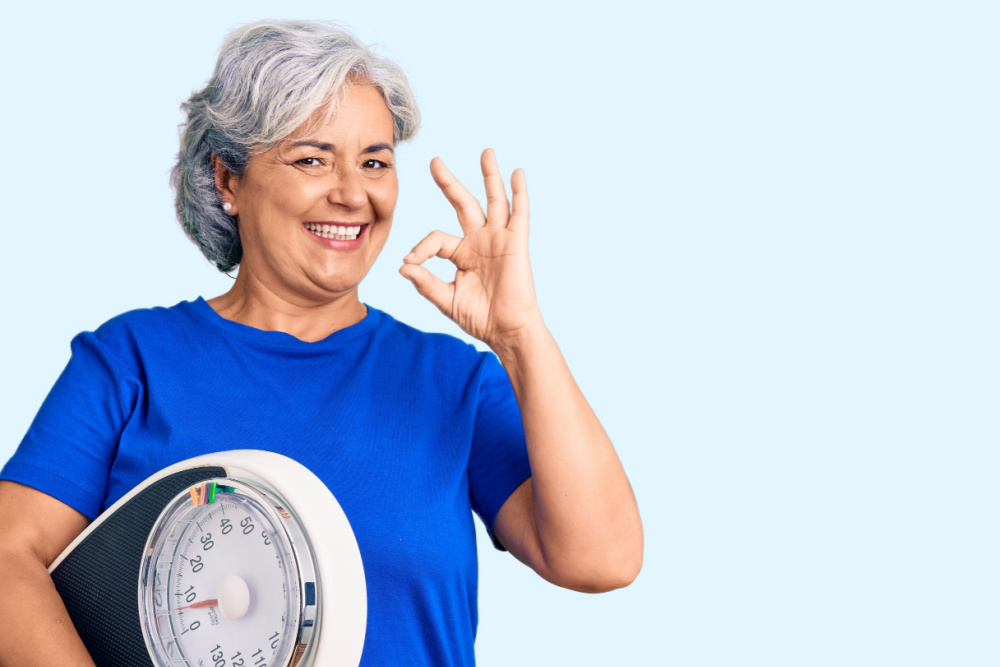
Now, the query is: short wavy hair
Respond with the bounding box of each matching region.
[171,20,420,272]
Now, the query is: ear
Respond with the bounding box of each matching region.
[211,152,240,216]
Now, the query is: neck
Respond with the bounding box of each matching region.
[207,269,368,342]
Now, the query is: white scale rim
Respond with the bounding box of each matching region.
[49,450,367,667]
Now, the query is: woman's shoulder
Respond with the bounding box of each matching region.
[87,299,205,345]
[373,308,477,349]
[97,299,200,330]
[370,308,494,370]
[69,299,209,372]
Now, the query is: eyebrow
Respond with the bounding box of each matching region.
[289,140,333,151]
[363,143,394,154]
[288,140,394,155]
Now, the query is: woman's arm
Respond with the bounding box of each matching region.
[400,149,643,592]
[0,481,96,667]
[489,328,642,592]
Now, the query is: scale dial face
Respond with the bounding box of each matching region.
[140,479,318,667]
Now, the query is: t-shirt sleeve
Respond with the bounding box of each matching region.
[0,330,140,520]
[467,352,532,551]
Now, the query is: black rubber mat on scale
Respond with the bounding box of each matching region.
[51,467,227,667]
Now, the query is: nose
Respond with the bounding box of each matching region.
[327,167,367,210]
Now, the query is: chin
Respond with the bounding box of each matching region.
[305,272,365,297]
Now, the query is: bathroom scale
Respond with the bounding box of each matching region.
[48,450,366,667]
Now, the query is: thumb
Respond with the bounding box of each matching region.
[399,264,454,315]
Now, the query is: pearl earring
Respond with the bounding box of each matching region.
[222,202,233,213]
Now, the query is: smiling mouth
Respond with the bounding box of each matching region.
[304,222,369,241]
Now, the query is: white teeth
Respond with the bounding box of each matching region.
[306,223,364,241]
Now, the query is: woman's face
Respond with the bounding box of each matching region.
[223,82,398,302]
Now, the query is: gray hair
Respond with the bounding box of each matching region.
[171,20,420,271]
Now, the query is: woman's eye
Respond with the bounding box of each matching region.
[363,159,388,169]
[296,157,323,167]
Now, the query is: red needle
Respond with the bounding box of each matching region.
[177,599,218,610]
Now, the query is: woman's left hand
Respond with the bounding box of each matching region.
[403,150,643,593]
[400,149,545,351]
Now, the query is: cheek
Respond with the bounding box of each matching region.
[372,176,399,221]
[243,170,322,214]
[271,181,329,216]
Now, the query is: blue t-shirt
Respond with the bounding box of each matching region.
[1,298,532,666]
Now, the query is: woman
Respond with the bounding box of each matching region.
[0,20,642,666]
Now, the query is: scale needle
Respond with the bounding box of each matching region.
[177,599,218,610]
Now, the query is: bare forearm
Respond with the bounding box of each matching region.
[403,149,640,588]
[0,548,96,667]
[493,325,643,589]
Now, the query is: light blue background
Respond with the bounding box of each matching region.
[1,1,996,665]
